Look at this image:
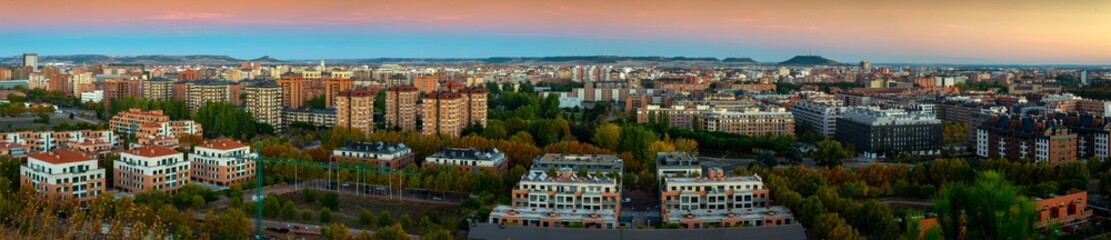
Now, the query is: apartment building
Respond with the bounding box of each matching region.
[423,147,508,173]
[976,113,1110,164]
[530,154,624,176]
[490,168,622,228]
[277,77,309,109]
[244,83,284,132]
[789,100,848,136]
[282,108,336,129]
[330,142,414,169]
[385,85,419,131]
[700,107,795,137]
[835,107,942,159]
[1035,189,1093,229]
[185,80,240,111]
[110,108,171,136]
[0,130,118,154]
[114,145,191,193]
[189,138,256,187]
[136,120,203,140]
[422,91,465,136]
[19,149,107,202]
[142,78,175,101]
[660,168,795,229]
[335,88,376,136]
[656,151,701,179]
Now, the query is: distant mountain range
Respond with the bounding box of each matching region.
[0,54,778,66]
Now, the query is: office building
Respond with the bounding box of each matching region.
[115,145,191,193]
[20,149,107,202]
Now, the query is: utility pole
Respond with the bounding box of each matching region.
[254,141,263,240]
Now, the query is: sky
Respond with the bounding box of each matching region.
[0,0,1109,64]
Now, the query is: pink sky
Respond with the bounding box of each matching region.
[1,0,1109,63]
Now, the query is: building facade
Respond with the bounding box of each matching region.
[20,149,107,202]
[835,107,943,159]
[245,83,284,132]
[491,168,622,228]
[330,142,414,169]
[386,85,419,131]
[114,145,191,193]
[660,168,795,229]
[423,147,508,173]
[656,151,702,179]
[335,88,376,136]
[700,107,795,137]
[189,138,256,187]
[789,100,848,136]
[422,91,465,136]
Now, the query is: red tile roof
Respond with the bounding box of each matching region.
[123,145,180,158]
[29,149,92,164]
[199,138,248,151]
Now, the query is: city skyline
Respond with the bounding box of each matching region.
[2,0,1109,64]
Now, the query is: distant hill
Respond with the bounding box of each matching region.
[0,54,764,66]
[722,57,758,64]
[778,55,841,66]
[0,54,246,65]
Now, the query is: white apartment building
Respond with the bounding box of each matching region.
[19,149,107,202]
[789,100,849,136]
[115,145,191,193]
[189,138,256,187]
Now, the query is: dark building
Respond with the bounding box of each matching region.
[835,107,943,159]
[976,114,1077,165]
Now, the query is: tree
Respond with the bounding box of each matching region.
[305,95,327,110]
[322,192,341,210]
[421,229,452,240]
[302,189,318,204]
[302,210,314,221]
[815,139,849,167]
[322,223,350,240]
[373,224,408,240]
[359,209,376,227]
[758,152,778,168]
[320,207,334,223]
[192,102,259,139]
[211,208,251,240]
[786,147,803,164]
[933,171,1037,240]
[377,211,394,228]
[399,214,412,230]
[591,123,621,151]
[814,213,864,240]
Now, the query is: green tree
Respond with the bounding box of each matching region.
[322,223,350,240]
[377,211,394,228]
[320,208,334,223]
[758,152,778,168]
[815,139,849,167]
[305,95,327,110]
[373,224,408,240]
[399,214,412,230]
[211,208,251,240]
[302,188,318,204]
[933,171,1037,240]
[302,210,314,221]
[592,123,622,151]
[359,209,376,227]
[322,191,341,210]
[814,213,864,240]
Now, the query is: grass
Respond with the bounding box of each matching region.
[273,189,465,233]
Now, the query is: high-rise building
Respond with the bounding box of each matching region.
[385,85,419,131]
[245,83,284,132]
[335,88,376,136]
[189,138,256,187]
[323,78,354,107]
[462,87,489,128]
[20,149,107,202]
[115,145,190,193]
[185,80,239,111]
[414,75,439,94]
[23,53,37,71]
[835,107,942,159]
[422,91,464,136]
[278,78,309,109]
[142,78,175,101]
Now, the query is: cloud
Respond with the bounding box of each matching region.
[155,11,228,20]
[432,14,472,21]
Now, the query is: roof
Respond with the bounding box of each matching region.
[199,138,248,151]
[340,87,377,97]
[123,145,181,158]
[29,149,92,164]
[467,223,806,240]
[387,85,419,92]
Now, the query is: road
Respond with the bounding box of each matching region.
[56,108,102,124]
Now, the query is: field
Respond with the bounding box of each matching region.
[0,112,96,131]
